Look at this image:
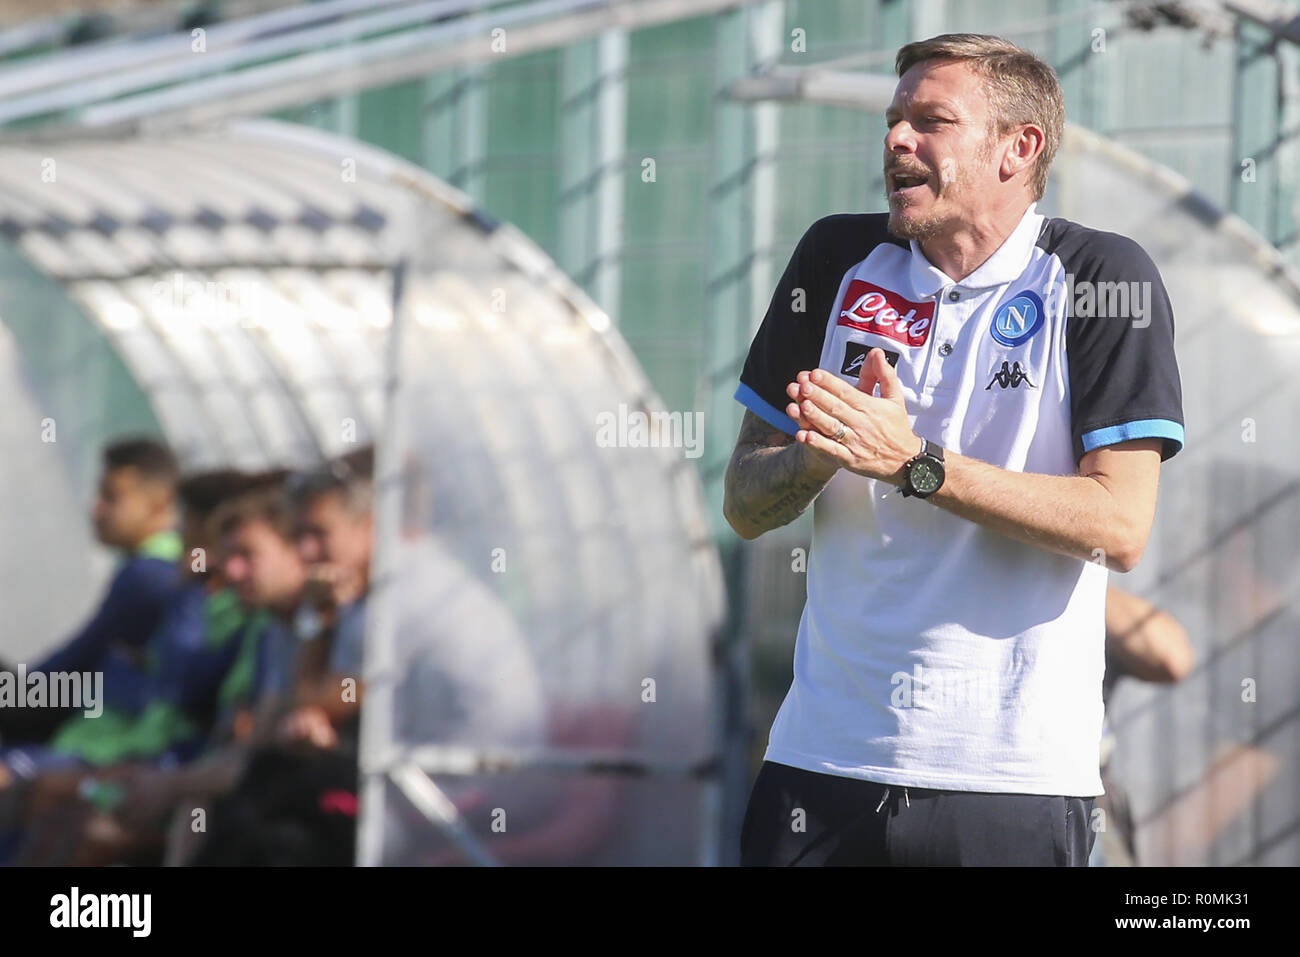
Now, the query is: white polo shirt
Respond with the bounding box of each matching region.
[734,203,1185,796]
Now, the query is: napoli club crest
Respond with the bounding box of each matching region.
[990,291,1045,347]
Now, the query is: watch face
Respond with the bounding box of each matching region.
[911,460,943,494]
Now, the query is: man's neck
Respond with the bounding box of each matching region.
[274,596,303,624]
[919,199,1033,283]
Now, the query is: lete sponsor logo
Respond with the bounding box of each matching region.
[836,280,935,347]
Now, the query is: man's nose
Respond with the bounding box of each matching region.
[224,556,248,581]
[884,120,917,154]
[298,537,320,563]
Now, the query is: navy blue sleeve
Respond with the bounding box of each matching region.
[1062,231,1185,465]
[735,213,895,436]
[35,556,180,675]
[126,587,236,722]
[168,633,242,717]
[98,650,155,715]
[734,221,830,435]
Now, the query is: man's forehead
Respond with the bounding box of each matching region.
[230,518,272,542]
[301,489,348,518]
[889,60,983,112]
[103,466,140,488]
[886,92,963,115]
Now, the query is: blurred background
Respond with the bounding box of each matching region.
[0,0,1296,866]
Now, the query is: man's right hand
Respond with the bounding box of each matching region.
[278,705,339,749]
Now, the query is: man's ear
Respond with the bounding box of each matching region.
[143,479,175,517]
[1002,124,1044,181]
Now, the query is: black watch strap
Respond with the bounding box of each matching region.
[901,439,945,498]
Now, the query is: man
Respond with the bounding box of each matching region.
[726,34,1185,866]
[0,437,182,749]
[280,446,376,750]
[211,481,307,724]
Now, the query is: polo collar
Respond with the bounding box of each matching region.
[906,202,1044,298]
[135,528,182,562]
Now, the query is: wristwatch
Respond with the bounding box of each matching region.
[900,438,946,499]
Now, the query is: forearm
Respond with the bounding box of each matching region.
[724,439,835,540]
[170,747,250,800]
[1105,587,1193,681]
[246,693,294,745]
[924,449,1138,571]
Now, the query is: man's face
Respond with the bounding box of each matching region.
[91,466,167,549]
[295,491,372,587]
[883,60,1002,242]
[221,519,306,613]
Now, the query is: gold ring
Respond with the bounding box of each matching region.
[832,420,847,443]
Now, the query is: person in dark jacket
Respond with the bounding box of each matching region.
[0,437,183,749]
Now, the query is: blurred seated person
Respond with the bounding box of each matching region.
[372,453,551,865]
[0,437,182,747]
[279,445,376,753]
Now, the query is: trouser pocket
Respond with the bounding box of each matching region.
[1062,796,1096,867]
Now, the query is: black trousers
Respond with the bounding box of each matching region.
[740,761,1096,866]
[189,743,358,866]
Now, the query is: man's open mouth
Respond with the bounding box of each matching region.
[889,170,930,195]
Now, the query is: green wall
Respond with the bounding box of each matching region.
[268,0,1300,522]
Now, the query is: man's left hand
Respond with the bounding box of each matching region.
[784,347,921,485]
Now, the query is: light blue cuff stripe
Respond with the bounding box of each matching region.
[734,382,799,436]
[1081,418,1185,456]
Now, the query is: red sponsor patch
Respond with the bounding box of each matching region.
[836,280,934,347]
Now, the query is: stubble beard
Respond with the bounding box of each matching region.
[885,141,991,243]
[887,196,947,243]
[887,165,964,243]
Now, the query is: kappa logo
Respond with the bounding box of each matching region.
[837,280,935,347]
[841,342,899,377]
[985,360,1036,390]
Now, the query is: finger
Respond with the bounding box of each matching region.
[796,426,849,464]
[785,400,826,435]
[807,368,861,402]
[857,348,882,396]
[873,348,905,402]
[790,395,845,438]
[798,374,863,424]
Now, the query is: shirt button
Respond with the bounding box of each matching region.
[939,342,953,356]
[948,289,961,301]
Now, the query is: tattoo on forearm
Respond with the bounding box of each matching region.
[725,411,834,534]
